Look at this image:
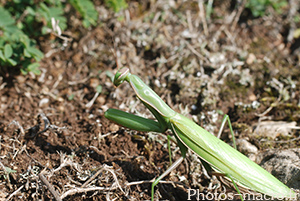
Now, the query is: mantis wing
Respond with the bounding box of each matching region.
[170,113,296,199]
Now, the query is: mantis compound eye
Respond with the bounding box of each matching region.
[113,67,130,87]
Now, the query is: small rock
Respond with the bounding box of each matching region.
[97,96,106,105]
[246,53,256,65]
[90,78,100,88]
[253,121,299,139]
[39,98,49,107]
[237,139,258,161]
[109,124,119,132]
[248,93,257,102]
[256,148,300,190]
[237,139,258,154]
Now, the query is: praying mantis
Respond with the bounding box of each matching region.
[105,67,297,201]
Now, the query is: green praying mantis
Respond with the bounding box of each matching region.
[105,67,297,201]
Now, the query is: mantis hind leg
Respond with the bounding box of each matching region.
[151,156,184,201]
[215,115,244,201]
[151,138,188,200]
[226,174,244,201]
[217,114,237,149]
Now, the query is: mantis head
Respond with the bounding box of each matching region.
[113,67,130,87]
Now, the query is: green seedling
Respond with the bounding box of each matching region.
[105,67,297,201]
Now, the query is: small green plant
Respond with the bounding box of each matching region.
[105,0,128,13]
[0,165,17,179]
[0,0,127,75]
[69,0,99,28]
[0,6,43,75]
[1,0,99,75]
[245,0,288,17]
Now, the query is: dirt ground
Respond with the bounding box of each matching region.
[1,1,300,201]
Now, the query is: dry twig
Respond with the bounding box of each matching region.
[198,0,208,36]
[60,186,118,199]
[5,185,24,201]
[39,173,62,201]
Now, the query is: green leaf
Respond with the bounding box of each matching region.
[0,7,15,28]
[4,167,17,174]
[69,0,98,28]
[4,44,13,59]
[25,6,36,15]
[36,2,67,31]
[23,48,31,58]
[0,50,5,61]
[27,62,41,75]
[7,58,17,66]
[48,7,67,30]
[20,68,28,75]
[106,71,114,81]
[245,0,288,17]
[39,2,50,13]
[4,25,22,36]
[27,46,44,61]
